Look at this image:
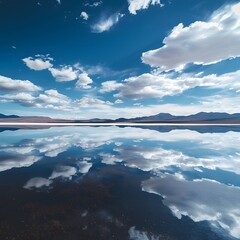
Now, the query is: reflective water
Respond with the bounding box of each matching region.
[0,126,240,240]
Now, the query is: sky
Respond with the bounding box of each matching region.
[0,0,240,119]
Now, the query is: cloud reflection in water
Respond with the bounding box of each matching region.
[0,126,240,239]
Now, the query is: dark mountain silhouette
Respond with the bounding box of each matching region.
[0,113,19,118]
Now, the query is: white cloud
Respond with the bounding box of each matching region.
[128,0,163,15]
[2,89,240,118]
[0,93,36,106]
[142,3,240,71]
[74,96,112,108]
[91,13,124,33]
[22,55,53,71]
[0,75,41,92]
[3,68,240,118]
[100,70,240,100]
[38,89,70,105]
[56,0,61,4]
[0,89,71,111]
[49,66,78,82]
[24,177,53,189]
[80,11,89,20]
[76,73,93,89]
[142,174,240,239]
[99,80,123,93]
[35,89,71,110]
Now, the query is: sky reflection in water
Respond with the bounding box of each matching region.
[0,126,240,240]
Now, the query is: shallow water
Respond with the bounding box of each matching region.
[0,126,240,240]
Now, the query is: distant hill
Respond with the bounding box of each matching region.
[0,113,19,118]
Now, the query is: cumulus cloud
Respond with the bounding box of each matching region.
[142,3,240,71]
[22,55,53,71]
[76,73,93,89]
[142,174,240,239]
[80,11,89,20]
[35,89,71,110]
[99,80,123,93]
[100,70,240,100]
[0,89,71,111]
[0,75,41,92]
[91,13,124,33]
[38,89,70,105]
[128,0,163,15]
[0,93,36,106]
[49,66,78,82]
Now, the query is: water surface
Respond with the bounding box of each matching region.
[0,126,240,240]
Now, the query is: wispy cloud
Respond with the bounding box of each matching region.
[91,13,124,33]
[74,63,134,78]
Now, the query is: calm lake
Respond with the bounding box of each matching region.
[0,126,240,240]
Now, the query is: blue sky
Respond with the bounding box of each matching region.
[0,0,239,119]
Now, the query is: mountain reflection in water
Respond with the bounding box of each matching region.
[0,126,240,240]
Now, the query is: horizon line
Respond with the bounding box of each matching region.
[1,123,240,126]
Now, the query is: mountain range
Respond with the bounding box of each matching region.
[114,112,240,123]
[1,112,240,123]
